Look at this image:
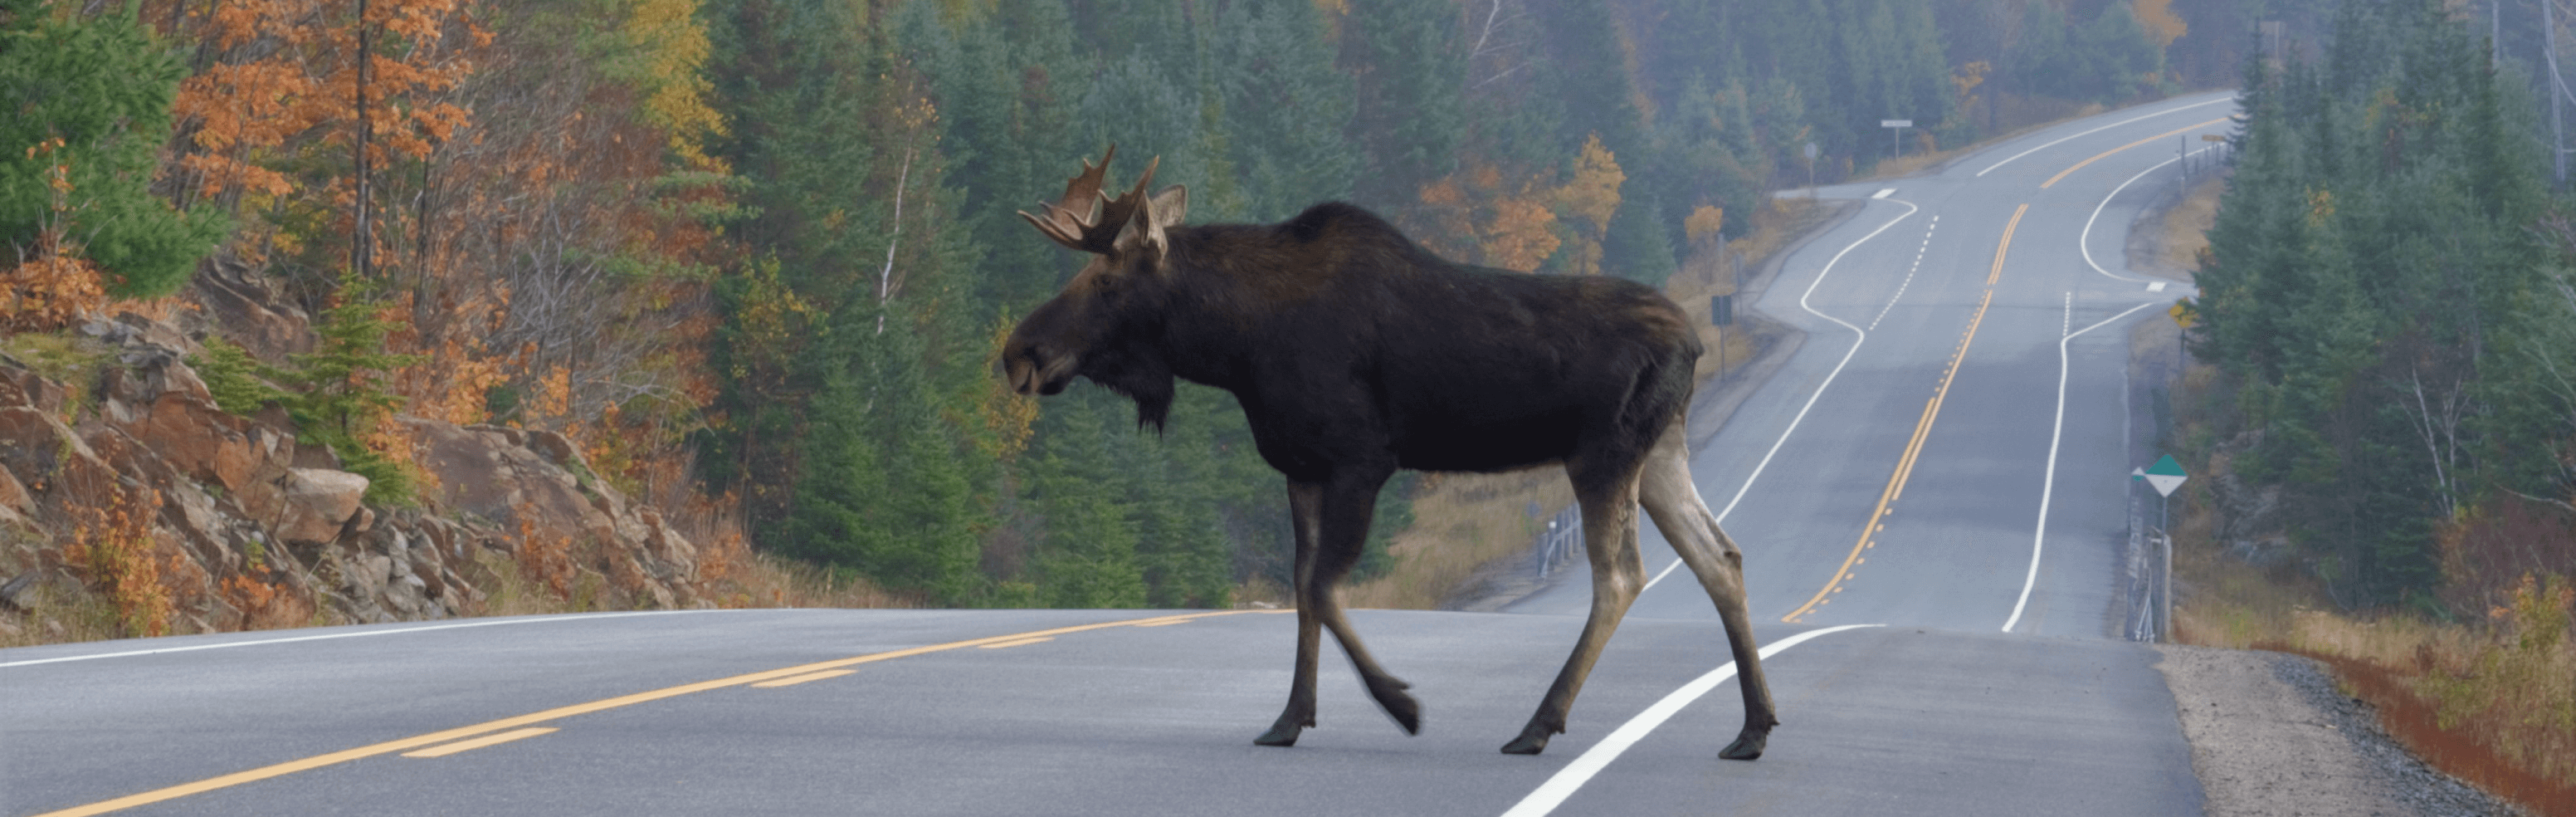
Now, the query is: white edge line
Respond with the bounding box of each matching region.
[2081,144,2219,284]
[1498,624,1885,817]
[1642,200,1920,594]
[2002,299,2163,634]
[0,609,732,668]
[1975,95,2237,177]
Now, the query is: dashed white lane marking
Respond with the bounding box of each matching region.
[1867,216,1939,330]
[1871,188,1896,199]
[1639,199,1921,595]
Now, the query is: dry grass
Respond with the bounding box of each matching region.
[2172,563,2576,815]
[1341,470,1573,609]
[2153,177,2224,277]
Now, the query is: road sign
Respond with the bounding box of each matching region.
[1880,120,1913,128]
[1803,141,1819,161]
[2169,301,2196,329]
[2143,454,2188,497]
[2201,135,2227,142]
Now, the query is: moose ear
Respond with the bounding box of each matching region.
[1149,185,1188,229]
[1115,184,1178,261]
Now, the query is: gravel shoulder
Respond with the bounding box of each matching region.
[2154,644,2526,817]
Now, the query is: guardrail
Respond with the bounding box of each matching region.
[1533,504,1583,580]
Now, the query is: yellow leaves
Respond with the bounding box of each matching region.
[2307,188,2336,228]
[622,0,726,165]
[2134,0,2187,48]
[1954,60,1991,98]
[973,314,1039,462]
[1554,134,1624,239]
[1543,134,1625,276]
[1684,205,1725,245]
[1482,198,1559,273]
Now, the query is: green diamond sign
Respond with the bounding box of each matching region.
[2142,454,2187,497]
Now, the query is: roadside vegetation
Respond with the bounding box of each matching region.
[2168,2,2576,811]
[7,0,2246,624]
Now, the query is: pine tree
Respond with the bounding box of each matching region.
[0,0,227,299]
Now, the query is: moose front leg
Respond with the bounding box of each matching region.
[1255,482,1326,746]
[1256,472,1420,746]
[1503,470,1645,755]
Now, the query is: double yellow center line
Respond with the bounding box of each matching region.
[37,609,1277,817]
[1782,287,1997,623]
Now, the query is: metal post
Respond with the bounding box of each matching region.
[2550,0,2568,188]
[2161,526,2174,642]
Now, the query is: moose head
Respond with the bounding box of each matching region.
[1001,146,1192,429]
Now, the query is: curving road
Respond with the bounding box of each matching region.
[3,92,2237,817]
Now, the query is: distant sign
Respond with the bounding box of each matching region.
[2201,135,2227,142]
[1804,141,1819,160]
[2141,455,2188,497]
[1881,120,1913,128]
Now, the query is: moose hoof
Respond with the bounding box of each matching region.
[1255,718,1306,747]
[1719,730,1769,761]
[1368,678,1422,736]
[1500,729,1553,756]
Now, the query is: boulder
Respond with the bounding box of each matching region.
[276,468,368,546]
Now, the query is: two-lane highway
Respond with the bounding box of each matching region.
[5,93,2236,816]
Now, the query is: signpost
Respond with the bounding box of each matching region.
[1803,141,1819,195]
[1881,120,1912,159]
[2132,454,2188,642]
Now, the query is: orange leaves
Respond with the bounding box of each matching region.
[2134,0,2187,48]
[0,256,109,332]
[1414,160,1560,272]
[2,139,109,331]
[63,490,178,638]
[172,0,480,198]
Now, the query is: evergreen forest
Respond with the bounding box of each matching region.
[6,0,2349,609]
[2192,0,2576,614]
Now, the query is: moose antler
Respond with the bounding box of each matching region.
[1019,146,1159,254]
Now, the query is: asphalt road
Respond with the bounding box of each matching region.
[3,92,2236,817]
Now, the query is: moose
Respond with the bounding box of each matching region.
[1002,148,1778,760]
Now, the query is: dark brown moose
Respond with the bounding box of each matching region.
[1002,148,1778,760]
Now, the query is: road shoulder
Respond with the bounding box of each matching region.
[2154,643,2526,817]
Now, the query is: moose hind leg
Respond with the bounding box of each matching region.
[1637,421,1778,760]
[1256,482,1327,747]
[1504,468,1645,755]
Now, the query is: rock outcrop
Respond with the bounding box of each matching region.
[0,312,718,634]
